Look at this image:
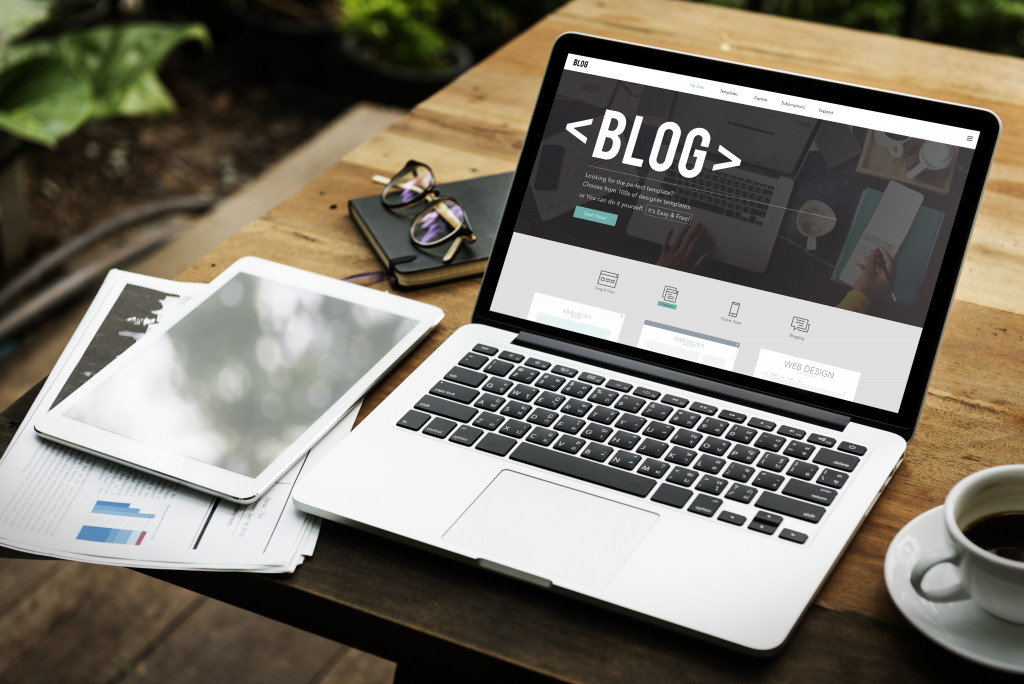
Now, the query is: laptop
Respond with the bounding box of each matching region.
[294,33,1000,654]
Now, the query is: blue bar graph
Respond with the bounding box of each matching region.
[77,525,146,545]
[91,500,155,519]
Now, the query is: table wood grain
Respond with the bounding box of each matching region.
[4,1,1024,680]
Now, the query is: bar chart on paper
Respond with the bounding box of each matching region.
[76,500,156,546]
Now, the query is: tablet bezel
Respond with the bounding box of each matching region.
[35,257,444,502]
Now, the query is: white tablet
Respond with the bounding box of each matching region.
[36,257,444,502]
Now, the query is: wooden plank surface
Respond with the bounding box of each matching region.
[3,0,1024,680]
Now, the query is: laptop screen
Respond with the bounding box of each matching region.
[479,34,999,434]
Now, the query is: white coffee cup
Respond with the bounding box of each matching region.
[910,464,1024,624]
[874,131,910,158]
[795,200,836,251]
[906,141,956,179]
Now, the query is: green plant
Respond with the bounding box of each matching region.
[0,4,210,161]
[338,0,454,70]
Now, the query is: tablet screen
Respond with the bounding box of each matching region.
[64,272,419,477]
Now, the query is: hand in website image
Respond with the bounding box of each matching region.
[838,247,896,313]
[656,222,711,272]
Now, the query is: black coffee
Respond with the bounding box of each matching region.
[963,512,1024,563]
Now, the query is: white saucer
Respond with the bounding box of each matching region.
[884,506,1024,674]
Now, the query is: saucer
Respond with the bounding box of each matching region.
[884,506,1024,674]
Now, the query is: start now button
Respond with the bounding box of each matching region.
[573,206,618,226]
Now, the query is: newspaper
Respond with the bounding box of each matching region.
[0,269,351,572]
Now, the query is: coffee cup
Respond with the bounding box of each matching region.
[795,200,836,251]
[906,141,956,179]
[910,464,1024,623]
[874,131,910,158]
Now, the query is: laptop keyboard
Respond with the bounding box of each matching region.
[397,344,869,544]
[664,168,772,225]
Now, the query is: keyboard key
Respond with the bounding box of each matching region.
[397,410,430,431]
[526,427,558,446]
[554,416,586,434]
[510,444,658,497]
[725,483,757,504]
[633,386,661,400]
[609,431,641,450]
[482,378,513,396]
[720,410,747,423]
[609,451,642,470]
[641,402,672,421]
[778,425,806,439]
[786,461,819,481]
[606,379,633,392]
[536,373,566,390]
[749,520,777,535]
[748,417,776,431]
[669,409,700,428]
[694,454,726,474]
[671,429,702,448]
[430,380,479,404]
[780,528,808,544]
[807,433,837,448]
[723,462,754,482]
[812,448,861,472]
[588,387,619,406]
[552,364,578,377]
[483,359,515,376]
[688,494,723,517]
[614,395,646,413]
[754,433,786,452]
[525,357,551,370]
[615,414,647,433]
[838,441,867,456]
[416,395,478,423]
[665,447,697,465]
[753,471,785,491]
[579,372,605,384]
[754,510,783,527]
[652,483,694,508]
[661,395,687,409]
[581,423,613,442]
[445,366,487,387]
[472,412,504,431]
[697,417,729,436]
[695,475,727,495]
[498,350,524,363]
[581,443,614,462]
[508,384,540,402]
[718,511,746,526]
[450,425,483,446]
[535,391,565,409]
[783,441,815,460]
[725,425,758,444]
[423,417,457,438]
[817,468,849,489]
[637,438,669,458]
[499,420,530,438]
[562,398,593,416]
[690,402,718,415]
[499,400,531,419]
[757,453,789,472]
[561,381,593,398]
[667,466,698,487]
[509,367,539,383]
[699,437,730,456]
[472,344,498,356]
[637,458,670,478]
[554,435,586,454]
[755,490,826,523]
[783,479,837,506]
[588,405,619,424]
[476,433,516,456]
[728,445,760,464]
[642,421,673,440]
[527,408,558,427]
[459,352,489,370]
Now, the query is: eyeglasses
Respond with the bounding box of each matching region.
[372,160,476,263]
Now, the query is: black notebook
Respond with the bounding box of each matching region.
[349,172,513,288]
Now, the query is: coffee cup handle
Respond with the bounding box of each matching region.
[906,161,927,179]
[910,547,969,602]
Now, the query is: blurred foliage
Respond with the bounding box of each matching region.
[705,0,1024,56]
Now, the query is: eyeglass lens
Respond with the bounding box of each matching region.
[383,163,434,207]
[411,198,466,246]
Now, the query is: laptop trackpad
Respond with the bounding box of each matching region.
[443,470,658,588]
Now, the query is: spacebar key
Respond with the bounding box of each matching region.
[510,443,657,497]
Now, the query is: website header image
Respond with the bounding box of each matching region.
[513,65,976,330]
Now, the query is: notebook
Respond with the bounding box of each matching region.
[294,33,1000,654]
[349,172,513,288]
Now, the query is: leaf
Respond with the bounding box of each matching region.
[0,55,89,146]
[52,22,211,121]
[0,0,54,50]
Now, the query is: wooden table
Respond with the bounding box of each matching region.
[4,1,1024,680]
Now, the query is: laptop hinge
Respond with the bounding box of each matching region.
[513,331,850,432]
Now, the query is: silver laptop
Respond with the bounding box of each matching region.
[295,33,999,654]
